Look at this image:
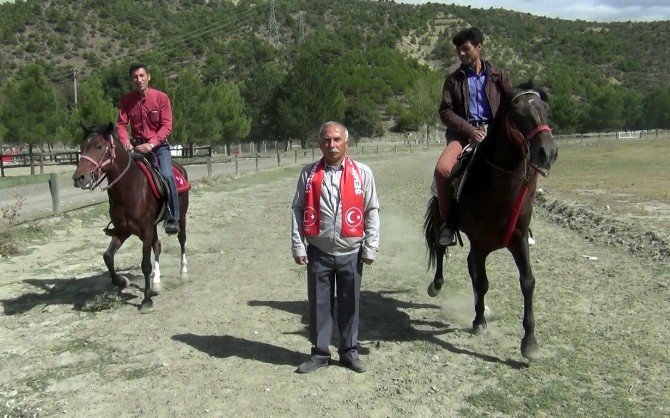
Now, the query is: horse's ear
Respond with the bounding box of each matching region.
[516,78,535,91]
[81,123,92,137]
[105,122,115,136]
[536,86,549,103]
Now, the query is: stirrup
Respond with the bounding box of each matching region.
[438,223,457,247]
[103,221,115,236]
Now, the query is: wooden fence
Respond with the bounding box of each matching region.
[0,146,212,178]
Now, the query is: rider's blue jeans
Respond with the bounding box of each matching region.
[148,143,179,221]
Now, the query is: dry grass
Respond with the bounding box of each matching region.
[541,136,670,223]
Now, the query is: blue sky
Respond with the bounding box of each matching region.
[399,0,670,22]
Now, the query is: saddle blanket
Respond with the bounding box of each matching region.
[137,163,191,200]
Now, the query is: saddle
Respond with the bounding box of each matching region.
[431,142,479,202]
[134,156,191,200]
[450,142,478,201]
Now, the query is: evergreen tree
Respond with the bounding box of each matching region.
[274,54,345,149]
[643,87,670,130]
[583,85,625,132]
[0,64,64,163]
[57,76,118,146]
[241,63,283,143]
[210,80,251,146]
[169,71,219,145]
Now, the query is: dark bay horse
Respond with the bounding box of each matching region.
[73,123,189,310]
[424,83,558,360]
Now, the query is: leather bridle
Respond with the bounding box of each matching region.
[504,90,553,179]
[77,133,132,191]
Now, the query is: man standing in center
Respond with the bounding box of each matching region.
[291,121,380,374]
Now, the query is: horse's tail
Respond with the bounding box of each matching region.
[423,195,441,270]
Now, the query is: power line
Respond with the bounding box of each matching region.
[268,0,280,47]
[298,11,306,44]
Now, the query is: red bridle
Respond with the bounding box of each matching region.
[501,91,553,248]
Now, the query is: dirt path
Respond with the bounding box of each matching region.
[1,151,668,416]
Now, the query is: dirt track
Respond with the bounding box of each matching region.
[1,151,668,416]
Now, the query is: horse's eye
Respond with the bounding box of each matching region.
[96,145,103,150]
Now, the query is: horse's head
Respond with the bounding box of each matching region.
[506,82,558,173]
[72,122,117,189]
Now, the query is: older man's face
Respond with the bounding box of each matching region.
[319,125,348,166]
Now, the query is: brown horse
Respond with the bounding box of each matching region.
[73,123,189,310]
[424,83,558,360]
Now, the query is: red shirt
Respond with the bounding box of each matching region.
[116,87,173,148]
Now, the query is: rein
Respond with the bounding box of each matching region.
[485,90,553,247]
[78,134,133,191]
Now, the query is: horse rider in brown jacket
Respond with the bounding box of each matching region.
[435,27,512,246]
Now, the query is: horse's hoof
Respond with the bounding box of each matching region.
[521,335,539,360]
[427,283,441,297]
[484,305,494,321]
[113,275,130,289]
[472,322,487,335]
[139,298,154,311]
[180,267,188,275]
[152,281,162,293]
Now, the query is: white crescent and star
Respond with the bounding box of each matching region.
[304,207,317,227]
[345,207,363,228]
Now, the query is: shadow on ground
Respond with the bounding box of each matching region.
[1,271,141,315]
[172,334,303,366]
[248,289,527,369]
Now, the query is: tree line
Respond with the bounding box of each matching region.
[0,0,669,150]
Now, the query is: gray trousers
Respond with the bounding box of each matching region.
[306,245,362,362]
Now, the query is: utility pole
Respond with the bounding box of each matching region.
[73,68,79,105]
[268,0,280,47]
[298,11,305,44]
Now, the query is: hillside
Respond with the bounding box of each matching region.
[1,0,668,90]
[0,0,669,144]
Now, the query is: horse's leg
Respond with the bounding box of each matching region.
[178,194,188,275]
[427,246,446,297]
[509,236,539,360]
[150,230,162,289]
[140,233,157,310]
[468,249,490,334]
[103,234,130,289]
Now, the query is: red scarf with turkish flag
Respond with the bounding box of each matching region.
[303,156,364,238]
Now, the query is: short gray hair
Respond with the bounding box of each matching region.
[319,121,348,141]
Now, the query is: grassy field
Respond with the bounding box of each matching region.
[547,136,670,209]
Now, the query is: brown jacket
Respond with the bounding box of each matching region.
[438,60,512,140]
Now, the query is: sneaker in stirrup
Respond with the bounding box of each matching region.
[164,218,180,235]
[438,222,456,246]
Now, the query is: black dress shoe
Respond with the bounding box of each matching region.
[296,358,329,374]
[340,358,366,373]
[164,219,180,235]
